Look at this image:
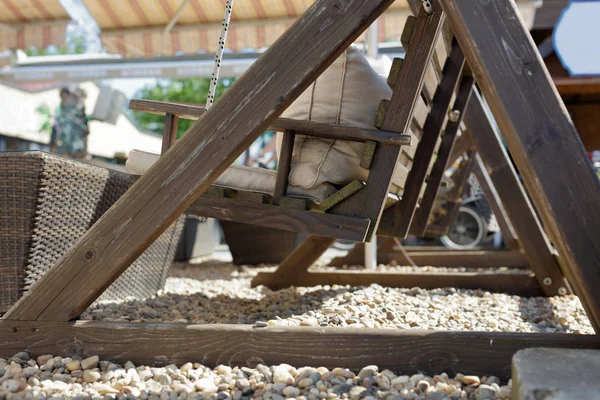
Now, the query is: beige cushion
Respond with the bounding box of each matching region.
[278,45,407,195]
[126,150,337,202]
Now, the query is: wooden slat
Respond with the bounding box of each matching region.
[161,113,179,154]
[188,197,369,242]
[253,270,543,296]
[411,76,475,235]
[330,3,445,241]
[3,320,599,381]
[447,129,472,167]
[464,91,569,297]
[388,41,465,238]
[319,180,365,212]
[4,0,395,322]
[330,244,529,268]
[360,141,377,170]
[443,0,600,331]
[250,235,336,290]
[129,100,413,146]
[472,156,519,250]
[273,130,295,204]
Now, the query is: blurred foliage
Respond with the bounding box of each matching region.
[130,77,235,139]
[25,33,87,56]
[35,104,53,134]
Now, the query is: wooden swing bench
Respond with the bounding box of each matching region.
[3,0,600,381]
[129,1,564,298]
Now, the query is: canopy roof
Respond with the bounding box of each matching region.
[0,0,70,51]
[83,0,413,57]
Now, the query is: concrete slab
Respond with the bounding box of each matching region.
[513,348,600,400]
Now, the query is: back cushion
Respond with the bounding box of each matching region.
[277,45,393,191]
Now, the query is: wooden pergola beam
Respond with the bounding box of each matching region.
[3,0,396,322]
[441,0,600,331]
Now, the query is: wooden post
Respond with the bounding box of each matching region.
[463,91,569,297]
[442,0,600,330]
[3,0,396,322]
[273,130,295,204]
[161,113,179,154]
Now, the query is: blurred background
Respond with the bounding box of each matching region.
[0,0,597,261]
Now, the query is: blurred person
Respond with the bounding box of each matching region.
[50,84,92,159]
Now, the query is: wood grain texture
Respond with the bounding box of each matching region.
[253,270,543,296]
[130,100,412,146]
[250,235,336,290]
[189,197,369,242]
[330,3,445,241]
[273,131,295,204]
[442,0,600,331]
[390,41,465,238]
[319,180,365,212]
[330,243,529,268]
[4,0,395,322]
[161,114,179,154]
[2,320,599,381]
[464,90,569,297]
[411,76,474,236]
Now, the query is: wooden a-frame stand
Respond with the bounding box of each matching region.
[2,0,600,380]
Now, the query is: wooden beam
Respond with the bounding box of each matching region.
[3,320,599,381]
[4,0,396,322]
[390,41,465,238]
[161,113,179,154]
[250,235,337,290]
[472,155,519,250]
[273,131,295,204]
[442,0,600,331]
[129,100,413,146]
[253,270,543,296]
[464,90,569,297]
[411,76,475,235]
[330,3,446,240]
[330,243,529,268]
[188,197,369,242]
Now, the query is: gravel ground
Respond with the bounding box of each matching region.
[3,259,593,399]
[0,352,511,400]
[81,261,592,334]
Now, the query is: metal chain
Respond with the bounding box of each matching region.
[207,0,234,109]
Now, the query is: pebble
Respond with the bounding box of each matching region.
[195,378,218,393]
[83,369,101,383]
[81,356,100,370]
[461,375,481,386]
[2,379,19,393]
[358,366,378,380]
[273,366,294,385]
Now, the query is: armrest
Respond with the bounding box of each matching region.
[130,99,413,146]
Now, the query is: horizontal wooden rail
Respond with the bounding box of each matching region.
[189,196,370,242]
[3,320,598,381]
[130,99,413,145]
[252,270,543,296]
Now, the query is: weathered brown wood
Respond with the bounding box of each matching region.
[273,130,295,204]
[130,100,412,146]
[390,41,465,238]
[464,90,569,297]
[254,269,543,296]
[442,0,600,331]
[330,3,445,241]
[330,243,529,268]
[4,0,395,322]
[3,320,599,381]
[189,197,368,242]
[411,76,475,235]
[161,113,179,154]
[319,180,365,212]
[472,156,519,250]
[250,235,336,289]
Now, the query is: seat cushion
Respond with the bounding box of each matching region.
[126,150,337,202]
[277,45,409,195]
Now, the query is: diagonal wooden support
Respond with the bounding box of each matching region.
[441,0,600,327]
[464,91,569,297]
[4,0,396,322]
